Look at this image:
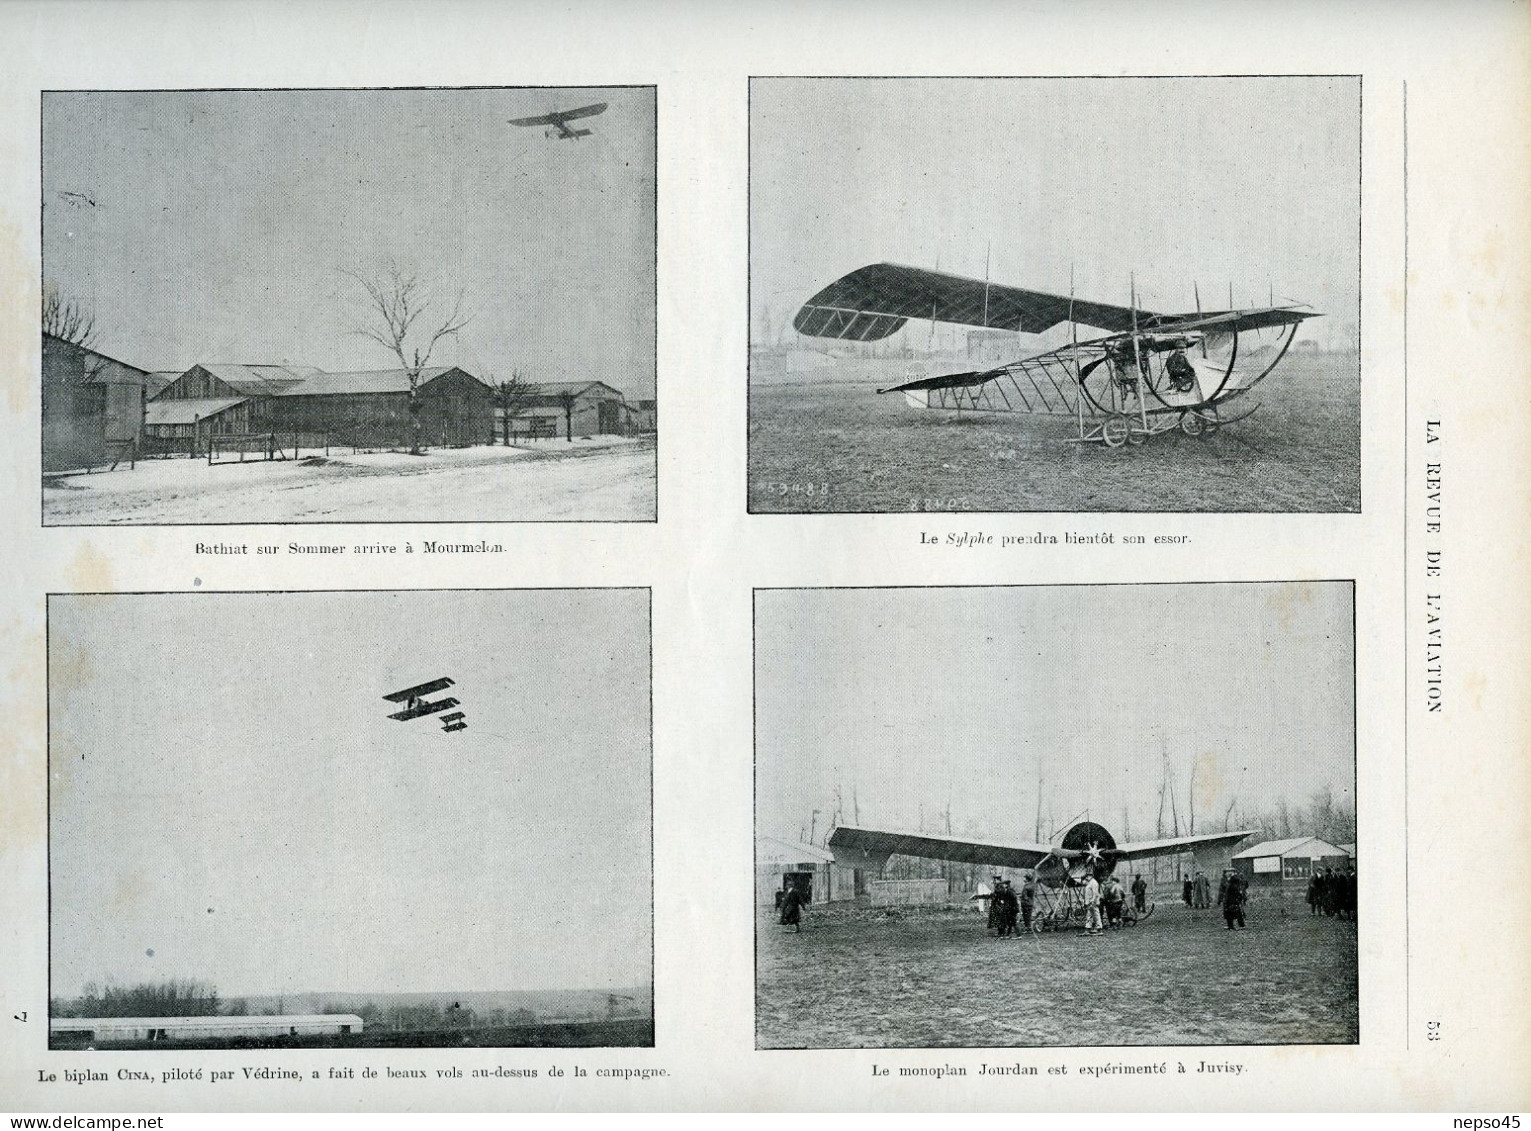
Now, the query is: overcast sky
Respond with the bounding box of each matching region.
[756,583,1354,846]
[50,590,651,999]
[44,88,655,396]
[751,77,1359,350]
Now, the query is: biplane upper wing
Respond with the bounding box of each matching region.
[508,102,609,129]
[794,263,1165,341]
[383,677,455,703]
[1112,829,1256,861]
[827,824,1056,872]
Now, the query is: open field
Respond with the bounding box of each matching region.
[757,900,1358,1048]
[748,351,1359,513]
[51,1017,653,1050]
[43,436,656,524]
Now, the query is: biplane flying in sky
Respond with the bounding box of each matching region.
[793,263,1320,448]
[828,820,1252,930]
[508,101,608,140]
[383,677,467,733]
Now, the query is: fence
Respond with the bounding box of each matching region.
[208,433,341,464]
[867,878,952,907]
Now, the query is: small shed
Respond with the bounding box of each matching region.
[1232,837,1351,889]
[756,835,856,906]
[511,381,631,439]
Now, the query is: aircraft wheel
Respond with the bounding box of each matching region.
[1179,411,1207,438]
[1102,415,1131,448]
[1127,422,1147,446]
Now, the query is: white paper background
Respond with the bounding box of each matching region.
[0,0,1527,1113]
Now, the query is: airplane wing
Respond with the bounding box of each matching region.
[794,263,1166,341]
[827,824,1056,872]
[387,696,459,721]
[382,677,454,703]
[1155,307,1320,334]
[508,102,608,128]
[1112,829,1256,861]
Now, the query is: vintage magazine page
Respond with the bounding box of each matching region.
[0,0,1526,1118]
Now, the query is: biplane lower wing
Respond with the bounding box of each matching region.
[388,696,459,721]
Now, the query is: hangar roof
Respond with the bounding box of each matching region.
[757,835,835,865]
[1233,836,1348,861]
[278,367,489,396]
[145,397,248,426]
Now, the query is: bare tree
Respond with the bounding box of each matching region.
[493,371,535,446]
[346,262,470,454]
[42,284,97,350]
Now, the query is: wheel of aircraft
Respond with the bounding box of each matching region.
[1101,414,1131,448]
[1179,410,1207,438]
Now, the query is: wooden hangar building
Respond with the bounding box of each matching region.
[508,380,634,440]
[145,363,495,452]
[42,333,168,472]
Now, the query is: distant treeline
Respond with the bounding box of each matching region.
[52,980,223,1018]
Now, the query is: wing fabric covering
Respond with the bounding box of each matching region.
[794,263,1161,340]
[827,825,1054,872]
[1112,830,1256,861]
[793,263,1320,343]
[508,102,608,127]
[827,824,1256,872]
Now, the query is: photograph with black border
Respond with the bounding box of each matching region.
[748,75,1361,514]
[47,588,654,1049]
[755,581,1357,1049]
[42,86,657,526]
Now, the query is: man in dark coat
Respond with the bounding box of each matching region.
[1220,872,1247,930]
[1019,872,1038,934]
[1306,871,1323,916]
[994,880,1020,938]
[778,885,805,933]
[1182,876,1194,907]
[1131,873,1148,913]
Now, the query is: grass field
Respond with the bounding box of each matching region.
[756,900,1358,1049]
[748,351,1359,513]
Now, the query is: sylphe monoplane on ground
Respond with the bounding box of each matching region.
[828,820,1252,932]
[793,263,1320,448]
[383,676,467,733]
[508,102,608,140]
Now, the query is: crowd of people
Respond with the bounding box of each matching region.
[776,860,1355,937]
[1306,866,1358,919]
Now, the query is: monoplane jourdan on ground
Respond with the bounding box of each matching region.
[828,820,1252,931]
[383,676,467,733]
[793,262,1320,448]
[508,102,608,140]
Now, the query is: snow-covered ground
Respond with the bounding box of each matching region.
[43,436,656,524]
